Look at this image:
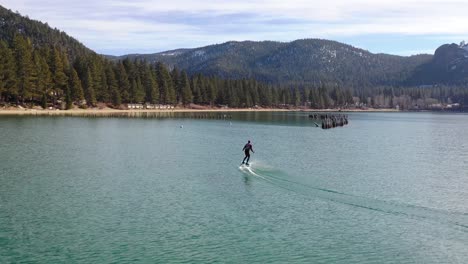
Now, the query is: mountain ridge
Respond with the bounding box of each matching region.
[107,39,435,87]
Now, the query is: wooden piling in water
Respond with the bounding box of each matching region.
[309,113,349,129]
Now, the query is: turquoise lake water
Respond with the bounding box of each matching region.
[1,112,468,263]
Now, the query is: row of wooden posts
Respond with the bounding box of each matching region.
[309,113,349,129]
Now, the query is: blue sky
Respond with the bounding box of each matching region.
[1,0,467,56]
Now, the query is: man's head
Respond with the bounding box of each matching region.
[248,140,251,143]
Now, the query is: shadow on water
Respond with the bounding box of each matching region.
[239,163,468,231]
[2,111,339,127]
[229,111,326,127]
[152,111,321,127]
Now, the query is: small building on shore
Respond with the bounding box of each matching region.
[127,103,175,109]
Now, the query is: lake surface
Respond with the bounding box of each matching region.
[1,112,468,263]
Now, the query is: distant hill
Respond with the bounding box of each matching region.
[407,42,468,85]
[0,5,94,59]
[109,39,433,87]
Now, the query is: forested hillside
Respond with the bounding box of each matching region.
[110,39,433,88]
[0,5,92,60]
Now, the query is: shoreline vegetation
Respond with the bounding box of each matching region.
[1,35,465,116]
[0,106,399,116]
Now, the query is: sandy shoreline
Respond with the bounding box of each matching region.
[0,107,399,116]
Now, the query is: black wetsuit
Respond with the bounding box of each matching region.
[242,143,253,164]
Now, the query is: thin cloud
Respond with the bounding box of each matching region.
[1,0,467,55]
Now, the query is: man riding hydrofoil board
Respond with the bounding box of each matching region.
[241,140,254,166]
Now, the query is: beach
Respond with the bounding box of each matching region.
[0,107,399,116]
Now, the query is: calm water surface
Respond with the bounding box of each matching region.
[1,112,468,263]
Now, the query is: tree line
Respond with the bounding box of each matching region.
[1,34,468,110]
[0,34,354,109]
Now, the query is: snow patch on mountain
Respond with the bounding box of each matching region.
[459,41,468,51]
[193,50,205,56]
[160,52,181,56]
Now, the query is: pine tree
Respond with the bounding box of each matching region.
[180,70,192,106]
[142,64,158,104]
[65,86,72,109]
[123,58,138,103]
[319,84,330,108]
[117,62,130,103]
[13,35,35,104]
[229,85,240,107]
[271,87,279,106]
[171,68,181,103]
[0,40,17,101]
[238,80,246,106]
[34,50,52,103]
[165,67,176,104]
[69,67,84,103]
[50,48,68,106]
[266,86,274,106]
[90,59,105,101]
[32,51,44,100]
[244,85,252,107]
[41,92,47,109]
[207,81,217,107]
[309,88,319,108]
[250,81,260,106]
[222,80,231,106]
[344,89,354,105]
[293,88,301,106]
[105,66,120,106]
[98,68,109,102]
[192,75,202,104]
[216,80,227,105]
[280,88,290,106]
[155,62,175,104]
[198,76,207,104]
[82,68,96,106]
[134,76,145,103]
[130,79,137,103]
